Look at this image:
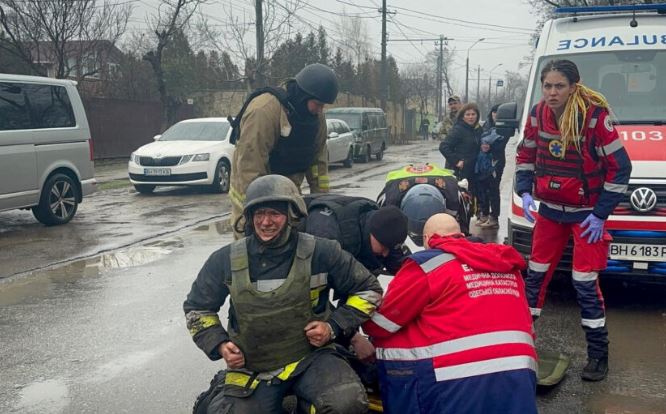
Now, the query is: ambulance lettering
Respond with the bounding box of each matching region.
[557,34,666,50]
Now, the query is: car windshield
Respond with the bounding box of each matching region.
[160,121,230,141]
[326,113,361,129]
[529,50,666,124]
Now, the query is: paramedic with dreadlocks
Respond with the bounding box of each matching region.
[229,63,338,238]
[515,59,632,381]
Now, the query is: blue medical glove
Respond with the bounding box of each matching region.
[521,193,536,223]
[580,213,605,244]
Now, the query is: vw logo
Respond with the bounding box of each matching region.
[630,187,657,212]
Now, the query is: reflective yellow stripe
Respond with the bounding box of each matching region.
[318,175,330,190]
[311,165,319,176]
[276,359,302,380]
[310,286,326,306]
[229,187,245,208]
[225,372,259,389]
[310,404,317,414]
[345,295,375,315]
[188,314,221,336]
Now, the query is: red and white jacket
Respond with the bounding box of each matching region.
[363,235,537,382]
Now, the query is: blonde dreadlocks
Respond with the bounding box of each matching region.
[541,59,611,156]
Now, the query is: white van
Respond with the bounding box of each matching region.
[498,4,666,283]
[0,74,96,225]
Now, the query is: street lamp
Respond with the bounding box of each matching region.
[488,63,503,107]
[465,38,485,103]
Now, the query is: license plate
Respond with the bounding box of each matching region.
[609,243,666,262]
[144,168,171,176]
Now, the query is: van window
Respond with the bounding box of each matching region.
[327,112,361,130]
[528,50,666,123]
[0,82,76,131]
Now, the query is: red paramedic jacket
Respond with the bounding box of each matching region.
[364,234,536,385]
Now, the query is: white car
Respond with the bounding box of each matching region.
[128,118,234,194]
[326,118,355,168]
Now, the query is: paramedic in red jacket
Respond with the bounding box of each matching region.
[515,59,632,382]
[363,213,537,414]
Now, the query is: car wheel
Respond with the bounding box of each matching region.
[211,159,231,193]
[358,146,371,163]
[32,173,79,226]
[343,147,354,168]
[134,184,156,194]
[375,145,384,161]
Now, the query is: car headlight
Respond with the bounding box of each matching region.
[192,153,210,162]
[179,155,193,165]
[131,152,140,164]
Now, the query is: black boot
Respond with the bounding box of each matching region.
[581,357,608,381]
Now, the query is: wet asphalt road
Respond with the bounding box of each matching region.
[1,140,665,413]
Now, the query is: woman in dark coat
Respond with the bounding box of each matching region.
[439,103,483,184]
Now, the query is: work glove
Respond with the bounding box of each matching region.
[580,213,605,244]
[521,193,536,223]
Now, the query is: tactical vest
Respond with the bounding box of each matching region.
[532,102,605,208]
[378,164,459,212]
[228,87,320,176]
[228,233,328,372]
[304,194,379,257]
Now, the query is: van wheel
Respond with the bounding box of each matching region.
[32,173,79,226]
[375,145,384,161]
[211,160,231,193]
[343,148,354,168]
[134,184,156,194]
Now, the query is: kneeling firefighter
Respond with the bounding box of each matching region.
[184,175,382,414]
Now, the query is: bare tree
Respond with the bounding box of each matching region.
[0,0,131,80]
[335,10,372,67]
[197,0,302,90]
[143,0,205,128]
[401,64,435,120]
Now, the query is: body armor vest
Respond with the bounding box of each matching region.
[229,87,320,176]
[533,102,604,207]
[228,233,328,372]
[304,194,378,257]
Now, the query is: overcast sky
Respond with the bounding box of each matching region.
[135,0,540,94]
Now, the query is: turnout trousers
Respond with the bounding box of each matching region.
[524,214,611,359]
[207,351,367,414]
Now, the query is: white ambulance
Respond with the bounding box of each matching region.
[499,4,666,283]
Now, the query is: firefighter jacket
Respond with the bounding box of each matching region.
[516,102,632,223]
[184,231,382,376]
[229,93,330,219]
[363,235,537,414]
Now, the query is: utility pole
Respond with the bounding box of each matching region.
[380,0,387,110]
[476,65,481,103]
[255,0,265,87]
[436,35,444,121]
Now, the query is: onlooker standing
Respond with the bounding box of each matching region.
[439,95,462,138]
[439,103,483,203]
[484,104,511,182]
[419,117,430,141]
[474,128,503,228]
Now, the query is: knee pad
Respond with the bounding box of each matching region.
[313,382,368,414]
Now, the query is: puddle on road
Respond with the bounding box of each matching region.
[0,220,231,306]
[15,378,70,414]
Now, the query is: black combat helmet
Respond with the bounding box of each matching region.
[294,63,339,104]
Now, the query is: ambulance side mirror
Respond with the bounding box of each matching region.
[495,102,519,138]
